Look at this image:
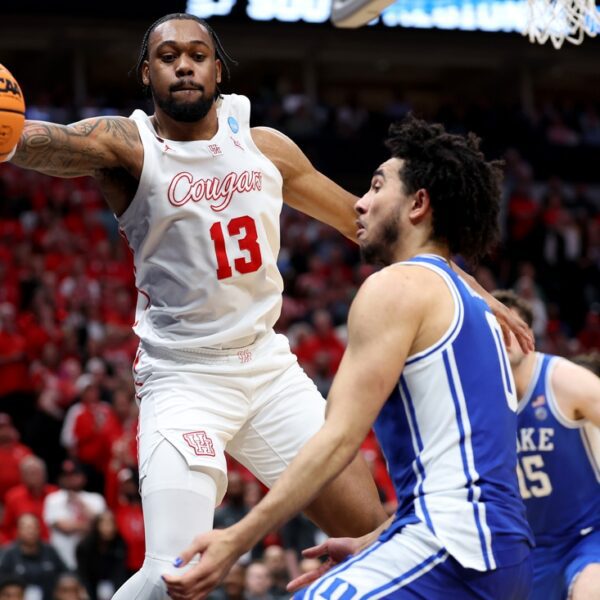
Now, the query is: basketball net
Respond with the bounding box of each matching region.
[525,0,600,48]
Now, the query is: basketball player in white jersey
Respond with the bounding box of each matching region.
[164,116,533,600]
[4,14,531,599]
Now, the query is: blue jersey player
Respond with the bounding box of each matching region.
[164,115,534,600]
[493,291,600,600]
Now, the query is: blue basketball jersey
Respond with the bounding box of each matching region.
[517,353,600,546]
[374,255,533,571]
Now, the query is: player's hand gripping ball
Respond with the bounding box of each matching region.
[0,64,25,160]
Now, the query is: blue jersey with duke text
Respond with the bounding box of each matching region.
[374,255,533,572]
[517,353,600,546]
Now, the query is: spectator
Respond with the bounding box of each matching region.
[0,414,32,504]
[334,94,369,141]
[60,378,120,493]
[76,511,127,600]
[0,514,66,600]
[293,310,345,377]
[51,573,87,600]
[262,545,290,600]
[245,562,276,600]
[578,306,600,351]
[112,469,144,575]
[103,388,138,510]
[210,562,246,600]
[0,304,30,435]
[214,472,247,530]
[278,514,321,579]
[42,460,105,570]
[309,351,334,398]
[515,274,549,339]
[298,557,321,583]
[506,174,541,262]
[1,456,58,542]
[0,576,25,600]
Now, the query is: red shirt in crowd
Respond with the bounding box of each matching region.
[294,332,345,375]
[0,331,29,397]
[1,482,58,541]
[0,442,32,502]
[115,502,145,572]
[70,402,122,472]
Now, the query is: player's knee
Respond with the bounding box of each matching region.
[570,563,600,600]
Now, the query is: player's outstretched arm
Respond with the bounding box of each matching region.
[553,359,600,426]
[12,117,141,179]
[251,126,358,240]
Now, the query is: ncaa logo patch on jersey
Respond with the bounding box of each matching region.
[535,407,548,420]
[183,431,216,456]
[228,116,239,133]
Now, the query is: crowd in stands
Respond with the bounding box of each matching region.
[0,86,598,599]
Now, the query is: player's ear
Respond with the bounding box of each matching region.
[215,59,222,85]
[410,188,430,222]
[141,61,150,87]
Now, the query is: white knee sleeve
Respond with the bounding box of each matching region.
[112,439,218,600]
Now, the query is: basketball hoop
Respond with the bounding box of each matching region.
[525,0,600,49]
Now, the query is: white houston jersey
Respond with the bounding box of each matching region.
[118,95,284,349]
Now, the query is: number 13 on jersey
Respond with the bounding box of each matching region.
[209,215,263,279]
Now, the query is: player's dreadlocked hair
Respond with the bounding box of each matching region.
[385,115,503,263]
[491,290,534,327]
[134,13,236,92]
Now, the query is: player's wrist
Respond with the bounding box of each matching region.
[229,516,264,553]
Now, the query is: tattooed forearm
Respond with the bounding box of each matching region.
[12,117,139,178]
[13,122,104,176]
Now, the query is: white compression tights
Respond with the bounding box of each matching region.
[112,440,218,600]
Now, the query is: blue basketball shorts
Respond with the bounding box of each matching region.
[294,522,532,600]
[530,528,600,600]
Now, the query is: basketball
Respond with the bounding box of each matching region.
[0,64,25,159]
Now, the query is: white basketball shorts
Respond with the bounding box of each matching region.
[134,330,326,503]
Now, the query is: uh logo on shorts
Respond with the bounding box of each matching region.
[183,431,216,457]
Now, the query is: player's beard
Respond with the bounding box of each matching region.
[151,83,216,123]
[360,217,401,267]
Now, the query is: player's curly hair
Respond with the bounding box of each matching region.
[134,13,236,93]
[385,115,503,262]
